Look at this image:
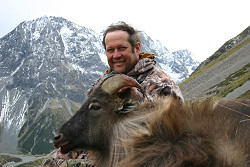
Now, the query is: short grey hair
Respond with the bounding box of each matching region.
[102,22,141,53]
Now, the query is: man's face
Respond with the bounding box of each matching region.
[105,30,140,74]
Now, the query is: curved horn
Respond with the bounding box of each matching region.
[101,74,141,95]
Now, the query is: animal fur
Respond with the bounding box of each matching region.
[117,97,250,167]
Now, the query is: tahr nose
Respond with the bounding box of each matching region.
[54,134,62,148]
[54,134,61,141]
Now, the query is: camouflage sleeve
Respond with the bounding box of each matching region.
[87,74,107,96]
[140,67,184,104]
[42,149,91,167]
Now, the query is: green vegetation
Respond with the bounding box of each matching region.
[217,71,249,97]
[206,64,250,97]
[18,108,68,154]
[0,154,45,167]
[238,90,250,99]
[0,155,22,166]
[18,97,81,155]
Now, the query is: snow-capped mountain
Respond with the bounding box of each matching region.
[140,32,199,83]
[0,16,199,154]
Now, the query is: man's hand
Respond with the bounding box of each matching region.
[147,84,171,96]
[118,87,144,101]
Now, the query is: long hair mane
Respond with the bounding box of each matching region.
[93,100,156,167]
[117,97,250,167]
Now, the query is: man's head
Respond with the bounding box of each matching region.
[103,22,141,74]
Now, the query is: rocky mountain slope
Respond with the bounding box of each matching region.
[0,16,199,155]
[180,26,250,100]
[0,16,107,154]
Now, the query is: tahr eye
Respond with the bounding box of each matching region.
[89,102,101,110]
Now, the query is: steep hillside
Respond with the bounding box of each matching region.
[180,26,250,100]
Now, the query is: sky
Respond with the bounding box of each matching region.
[0,0,249,62]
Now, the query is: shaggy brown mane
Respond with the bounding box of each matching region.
[118,97,250,167]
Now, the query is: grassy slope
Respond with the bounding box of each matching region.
[179,26,249,99]
[180,37,249,87]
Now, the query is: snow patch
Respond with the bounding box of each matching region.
[32,31,40,40]
[99,53,108,66]
[11,59,25,76]
[61,27,73,35]
[71,63,88,74]
[77,33,88,38]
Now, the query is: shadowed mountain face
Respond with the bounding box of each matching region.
[0,16,199,154]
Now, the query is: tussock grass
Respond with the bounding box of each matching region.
[238,90,250,99]
[0,155,22,166]
[206,64,250,97]
[217,70,250,97]
[0,154,45,167]
[16,157,44,167]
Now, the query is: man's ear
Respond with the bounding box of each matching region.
[135,42,141,55]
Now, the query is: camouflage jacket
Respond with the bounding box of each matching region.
[88,52,184,103]
[42,149,92,167]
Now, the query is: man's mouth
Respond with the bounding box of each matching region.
[114,61,124,66]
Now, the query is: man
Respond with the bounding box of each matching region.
[88,22,184,103]
[44,22,184,166]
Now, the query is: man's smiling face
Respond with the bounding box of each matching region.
[105,30,140,74]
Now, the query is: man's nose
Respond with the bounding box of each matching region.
[113,49,121,58]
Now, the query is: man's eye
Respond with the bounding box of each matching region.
[107,49,114,53]
[119,47,127,51]
[89,102,101,110]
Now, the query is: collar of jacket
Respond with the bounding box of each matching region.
[105,52,155,74]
